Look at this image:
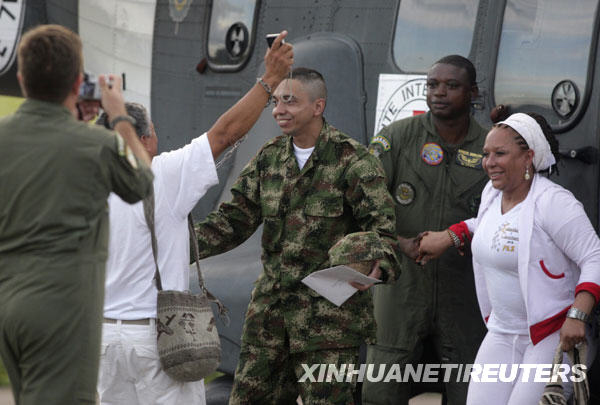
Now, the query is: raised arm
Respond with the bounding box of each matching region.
[99,74,151,167]
[417,221,473,265]
[207,31,294,159]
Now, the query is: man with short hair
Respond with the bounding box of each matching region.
[96,33,293,405]
[362,55,488,405]
[193,67,400,404]
[0,25,153,405]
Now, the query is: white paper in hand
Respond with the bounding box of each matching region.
[301,265,381,307]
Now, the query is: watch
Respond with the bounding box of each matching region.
[109,115,136,130]
[566,307,590,323]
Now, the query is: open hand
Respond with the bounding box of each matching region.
[99,74,127,121]
[263,31,294,84]
[350,260,381,291]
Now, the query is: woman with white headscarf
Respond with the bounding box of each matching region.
[417,112,600,404]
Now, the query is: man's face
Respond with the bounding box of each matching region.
[271,79,321,137]
[426,63,475,120]
[141,121,158,158]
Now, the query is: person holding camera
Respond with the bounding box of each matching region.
[0,25,153,405]
[95,32,293,405]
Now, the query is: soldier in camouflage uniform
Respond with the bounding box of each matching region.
[362,55,489,405]
[194,68,400,405]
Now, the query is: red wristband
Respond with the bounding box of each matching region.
[448,221,471,246]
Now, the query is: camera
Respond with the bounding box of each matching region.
[78,72,126,100]
[266,33,285,48]
[78,73,101,100]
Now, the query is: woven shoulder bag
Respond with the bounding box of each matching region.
[143,193,228,382]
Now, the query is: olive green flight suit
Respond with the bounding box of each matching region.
[0,99,153,405]
[363,112,488,405]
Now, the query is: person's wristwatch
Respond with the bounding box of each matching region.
[109,115,136,130]
[566,307,590,323]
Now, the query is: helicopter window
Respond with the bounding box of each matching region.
[207,0,259,71]
[392,0,479,73]
[494,0,597,128]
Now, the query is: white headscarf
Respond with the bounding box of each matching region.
[497,113,556,172]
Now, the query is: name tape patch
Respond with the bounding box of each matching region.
[456,149,483,169]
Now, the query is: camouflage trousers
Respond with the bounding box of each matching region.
[229,296,360,405]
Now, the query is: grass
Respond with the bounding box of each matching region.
[0,360,9,387]
[205,371,225,384]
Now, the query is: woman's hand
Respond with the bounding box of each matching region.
[560,291,595,351]
[560,318,586,352]
[416,231,453,265]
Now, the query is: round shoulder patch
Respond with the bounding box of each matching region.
[395,182,415,205]
[421,143,444,166]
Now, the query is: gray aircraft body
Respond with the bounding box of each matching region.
[2,0,599,403]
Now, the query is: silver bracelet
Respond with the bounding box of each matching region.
[109,115,136,130]
[447,229,461,248]
[256,77,272,107]
[567,307,590,323]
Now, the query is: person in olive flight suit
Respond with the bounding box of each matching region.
[362,55,489,405]
[0,25,153,405]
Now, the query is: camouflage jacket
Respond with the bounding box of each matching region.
[195,121,399,352]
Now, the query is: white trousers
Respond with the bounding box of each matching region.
[97,320,206,405]
[467,329,594,405]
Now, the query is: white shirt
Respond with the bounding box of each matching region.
[472,194,528,335]
[293,143,314,170]
[104,134,218,319]
[466,175,600,344]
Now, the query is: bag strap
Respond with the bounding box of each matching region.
[188,214,230,325]
[539,343,589,405]
[567,343,589,405]
[539,345,567,405]
[141,184,229,324]
[142,189,163,291]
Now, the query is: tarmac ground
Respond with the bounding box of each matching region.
[0,387,440,405]
[0,388,13,405]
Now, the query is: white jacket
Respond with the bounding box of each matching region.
[465,175,600,344]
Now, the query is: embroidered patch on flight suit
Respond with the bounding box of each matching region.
[115,132,138,169]
[125,146,138,169]
[421,143,443,165]
[456,149,483,169]
[370,135,391,152]
[116,133,126,156]
[395,182,415,205]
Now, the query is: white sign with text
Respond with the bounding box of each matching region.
[374,74,428,136]
[0,0,25,75]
